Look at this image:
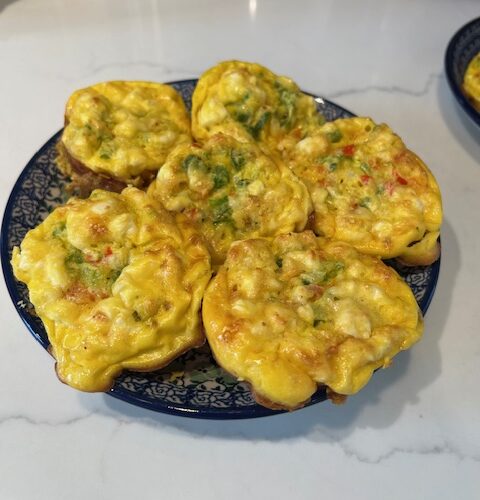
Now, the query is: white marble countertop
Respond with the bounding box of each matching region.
[1,1,479,498]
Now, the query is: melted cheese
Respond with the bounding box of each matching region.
[11,188,211,392]
[191,60,324,148]
[148,133,312,264]
[192,62,441,265]
[285,117,443,262]
[61,81,191,184]
[202,232,423,409]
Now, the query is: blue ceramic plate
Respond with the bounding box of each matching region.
[445,17,480,127]
[1,80,440,419]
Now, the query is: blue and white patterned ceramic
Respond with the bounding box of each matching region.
[445,17,480,128]
[1,80,440,419]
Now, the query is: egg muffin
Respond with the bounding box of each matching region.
[11,187,211,392]
[463,52,480,111]
[58,81,191,196]
[202,231,423,410]
[148,133,312,265]
[191,60,324,148]
[283,117,442,264]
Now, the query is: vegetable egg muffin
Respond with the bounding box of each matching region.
[148,133,312,264]
[284,117,442,265]
[192,62,441,265]
[191,60,324,148]
[58,81,191,196]
[463,52,480,111]
[11,187,211,392]
[202,231,423,410]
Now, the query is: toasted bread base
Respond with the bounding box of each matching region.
[51,335,206,393]
[56,141,156,197]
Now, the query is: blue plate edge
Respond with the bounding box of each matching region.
[1,131,64,351]
[444,16,480,128]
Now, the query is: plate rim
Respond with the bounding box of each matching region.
[445,16,480,128]
[1,79,440,419]
[1,129,63,351]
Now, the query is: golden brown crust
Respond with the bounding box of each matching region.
[285,118,443,262]
[202,232,424,410]
[12,187,212,392]
[326,387,348,405]
[396,232,441,267]
[209,342,309,411]
[54,336,206,393]
[252,389,310,411]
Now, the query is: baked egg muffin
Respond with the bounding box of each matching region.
[11,187,211,392]
[148,133,312,265]
[202,231,423,410]
[463,52,480,111]
[284,117,442,265]
[58,81,191,196]
[191,60,324,148]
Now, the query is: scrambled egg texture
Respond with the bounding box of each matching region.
[149,133,311,264]
[191,60,324,149]
[286,117,442,263]
[61,81,191,186]
[12,188,211,392]
[202,232,423,409]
